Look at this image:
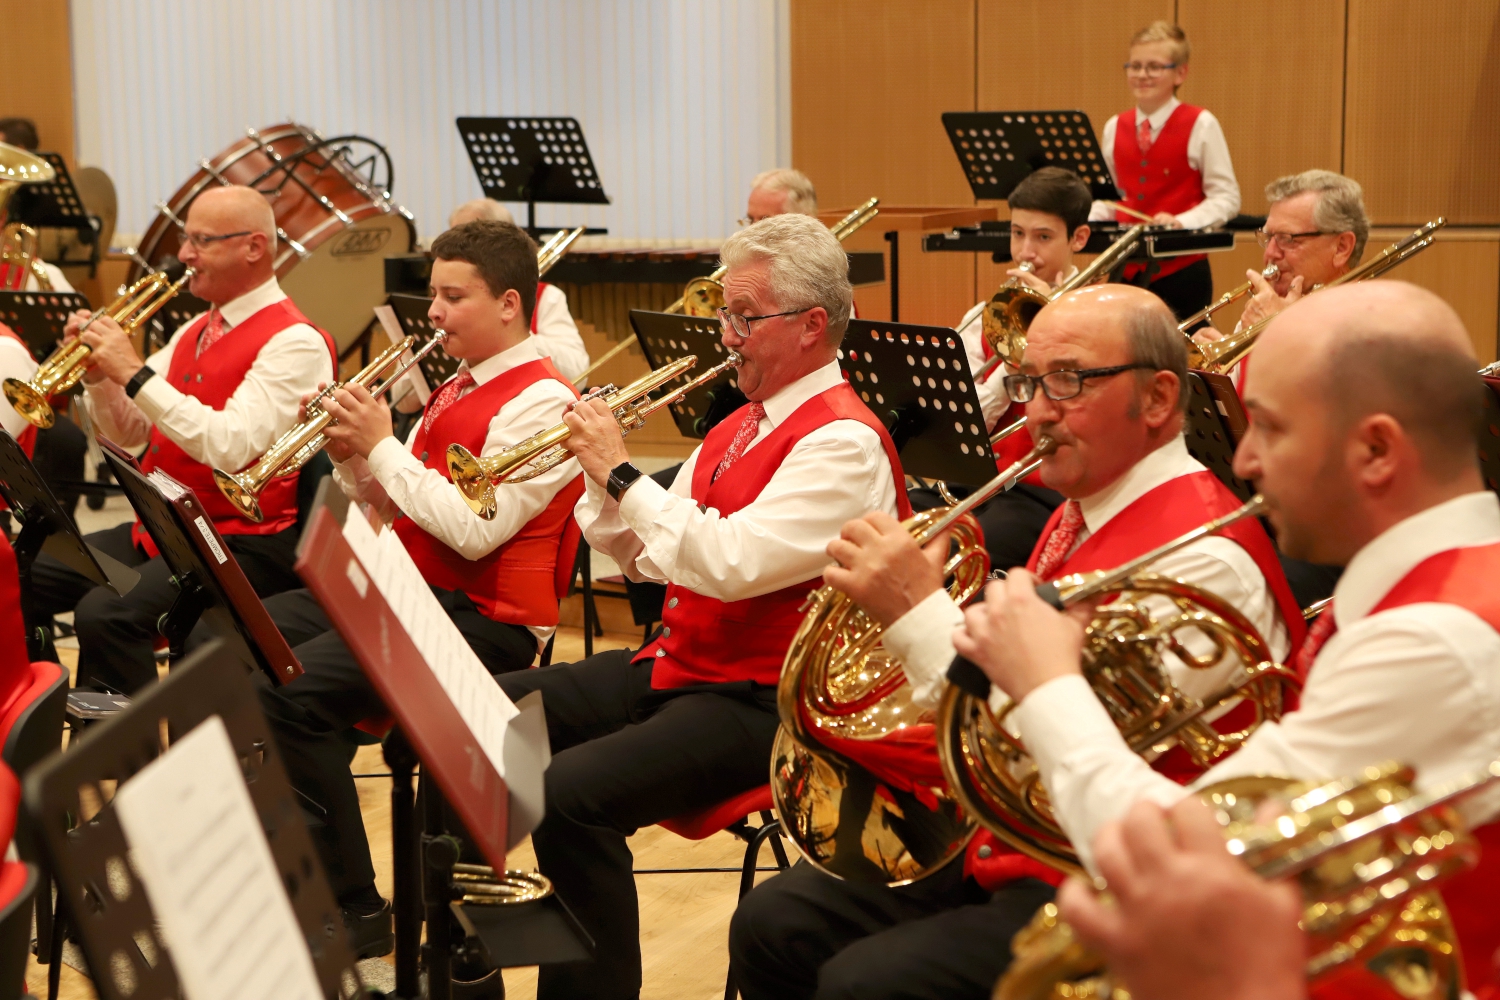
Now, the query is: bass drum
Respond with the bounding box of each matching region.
[126,123,417,355]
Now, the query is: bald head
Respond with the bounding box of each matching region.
[449,198,514,229]
[1037,284,1187,411]
[178,186,278,304]
[190,185,277,243]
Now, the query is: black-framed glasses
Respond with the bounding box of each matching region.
[179,229,253,250]
[716,306,812,338]
[1123,61,1177,76]
[1254,229,1330,251]
[1003,363,1157,403]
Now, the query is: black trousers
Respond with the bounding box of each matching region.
[729,857,1055,1000]
[24,520,302,693]
[496,651,782,1000]
[31,418,88,519]
[909,483,1063,574]
[1134,257,1214,322]
[257,586,537,902]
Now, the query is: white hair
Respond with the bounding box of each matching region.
[1265,169,1370,264]
[720,213,852,343]
[448,198,515,228]
[749,168,818,216]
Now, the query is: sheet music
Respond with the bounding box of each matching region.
[112,716,322,1000]
[147,469,187,501]
[374,304,432,406]
[341,511,518,777]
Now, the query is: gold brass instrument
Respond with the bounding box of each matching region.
[667,196,882,317]
[937,495,1301,874]
[213,331,450,522]
[4,268,195,429]
[448,351,744,519]
[771,436,1057,886]
[449,863,554,906]
[537,225,585,277]
[0,143,59,292]
[1177,263,1278,337]
[1191,219,1446,374]
[994,758,1500,1000]
[981,224,1149,371]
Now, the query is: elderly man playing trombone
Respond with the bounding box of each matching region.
[728,283,1302,1000]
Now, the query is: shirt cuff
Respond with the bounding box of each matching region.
[365,435,422,481]
[616,472,671,532]
[882,588,965,708]
[128,371,176,421]
[1013,674,1120,773]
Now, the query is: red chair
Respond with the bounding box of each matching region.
[655,785,791,1000]
[0,760,39,999]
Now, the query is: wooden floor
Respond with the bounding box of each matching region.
[25,624,791,1000]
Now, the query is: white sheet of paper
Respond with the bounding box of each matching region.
[373,305,432,406]
[112,716,323,1000]
[341,512,518,778]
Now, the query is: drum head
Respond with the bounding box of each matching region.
[280,213,414,355]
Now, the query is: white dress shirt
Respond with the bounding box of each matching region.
[1015,491,1500,873]
[956,265,1079,429]
[334,336,579,644]
[85,277,334,474]
[533,284,588,382]
[0,335,38,442]
[883,434,1289,711]
[1087,96,1241,230]
[578,360,899,602]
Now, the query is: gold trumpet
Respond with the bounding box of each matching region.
[213,331,450,522]
[771,436,1057,886]
[4,268,195,428]
[537,225,585,276]
[1176,263,1278,337]
[995,758,1499,1000]
[448,351,743,519]
[937,495,1302,874]
[1191,219,1446,374]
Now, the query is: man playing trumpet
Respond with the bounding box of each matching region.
[26,185,336,693]
[729,284,1302,1000]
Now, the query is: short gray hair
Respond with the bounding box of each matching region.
[749,168,818,216]
[1264,170,1370,265]
[1126,294,1189,413]
[720,213,853,343]
[449,198,515,228]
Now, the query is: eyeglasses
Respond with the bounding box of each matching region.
[1003,364,1157,403]
[1123,61,1178,76]
[1254,229,1331,251]
[716,306,812,338]
[178,230,253,250]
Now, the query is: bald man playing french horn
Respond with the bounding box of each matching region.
[730,284,1302,1000]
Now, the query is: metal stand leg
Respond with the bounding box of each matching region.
[422,782,460,1000]
[725,815,787,1000]
[384,731,422,1000]
[884,230,900,321]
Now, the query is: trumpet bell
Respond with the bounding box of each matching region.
[2,378,54,429]
[212,469,265,524]
[679,277,725,318]
[981,284,1049,371]
[447,443,497,520]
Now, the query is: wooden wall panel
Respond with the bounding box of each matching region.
[792,0,978,326]
[0,0,75,166]
[1346,0,1500,224]
[1177,0,1345,215]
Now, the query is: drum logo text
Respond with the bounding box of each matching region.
[330,229,391,257]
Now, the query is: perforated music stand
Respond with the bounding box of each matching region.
[98,439,301,684]
[456,117,610,231]
[385,293,460,387]
[0,288,90,359]
[942,111,1119,201]
[842,319,1000,486]
[1184,372,1254,503]
[630,310,744,438]
[5,154,93,238]
[22,640,358,1000]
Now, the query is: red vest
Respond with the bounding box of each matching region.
[965,467,1305,891]
[133,300,336,555]
[530,282,550,334]
[1114,105,1207,282]
[392,358,584,627]
[0,324,35,458]
[637,381,911,690]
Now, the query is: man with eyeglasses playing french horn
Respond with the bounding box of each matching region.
[729,283,1303,1000]
[960,281,1500,998]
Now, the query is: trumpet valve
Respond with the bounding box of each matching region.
[212,469,266,524]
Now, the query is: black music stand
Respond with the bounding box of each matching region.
[385,292,459,388]
[630,310,745,438]
[0,288,90,360]
[98,439,302,684]
[456,117,611,233]
[5,154,93,240]
[1184,371,1254,503]
[22,641,358,1000]
[942,111,1119,201]
[296,495,589,999]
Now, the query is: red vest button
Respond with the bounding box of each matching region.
[977,844,993,859]
[655,648,665,657]
[667,597,678,609]
[661,626,670,638]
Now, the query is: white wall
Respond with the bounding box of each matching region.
[71,0,791,247]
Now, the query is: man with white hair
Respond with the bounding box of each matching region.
[26,185,336,693]
[443,198,588,380]
[497,213,906,1000]
[745,167,819,224]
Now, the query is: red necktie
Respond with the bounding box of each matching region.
[196,308,226,357]
[1136,116,1154,155]
[1034,500,1085,580]
[713,402,767,482]
[1294,604,1337,679]
[422,370,476,436]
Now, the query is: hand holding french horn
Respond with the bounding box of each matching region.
[952,568,1095,704]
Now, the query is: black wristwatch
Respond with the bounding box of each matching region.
[606,462,644,502]
[124,365,156,399]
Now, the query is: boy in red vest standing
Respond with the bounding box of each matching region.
[497,213,905,1000]
[966,281,1500,999]
[26,185,337,693]
[1089,21,1240,320]
[253,219,583,956]
[729,284,1300,1000]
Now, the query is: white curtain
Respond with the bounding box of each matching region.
[71,0,792,247]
